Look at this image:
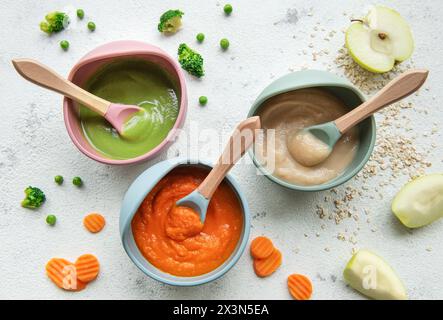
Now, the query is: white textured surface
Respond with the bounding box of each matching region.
[0,0,442,300]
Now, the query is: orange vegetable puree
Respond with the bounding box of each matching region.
[131,167,243,277]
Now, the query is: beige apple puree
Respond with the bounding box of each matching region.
[287,130,331,167]
[255,88,359,186]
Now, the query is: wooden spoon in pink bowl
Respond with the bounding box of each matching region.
[12,58,143,136]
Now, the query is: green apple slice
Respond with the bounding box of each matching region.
[346,23,395,73]
[392,173,443,228]
[346,5,414,73]
[366,6,414,62]
[343,250,407,300]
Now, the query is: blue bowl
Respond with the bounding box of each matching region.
[119,157,251,286]
[247,70,376,191]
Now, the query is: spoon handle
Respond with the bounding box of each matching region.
[335,69,429,133]
[198,116,261,199]
[12,59,110,115]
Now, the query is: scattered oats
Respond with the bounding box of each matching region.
[316,205,326,219]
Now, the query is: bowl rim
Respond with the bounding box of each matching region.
[63,40,187,165]
[120,158,251,286]
[247,70,376,192]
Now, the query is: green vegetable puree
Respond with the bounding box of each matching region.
[79,59,179,160]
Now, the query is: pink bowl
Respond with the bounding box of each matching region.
[63,40,187,165]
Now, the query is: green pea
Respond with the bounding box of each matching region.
[220,38,230,50]
[196,33,205,43]
[46,215,57,226]
[87,21,96,31]
[77,9,85,19]
[72,176,83,187]
[199,96,208,106]
[60,40,69,51]
[54,175,64,185]
[224,4,233,15]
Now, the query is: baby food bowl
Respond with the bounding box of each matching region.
[63,40,187,165]
[119,157,250,286]
[248,70,376,191]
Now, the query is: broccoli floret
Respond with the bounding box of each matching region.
[178,44,204,78]
[21,186,46,209]
[158,10,184,33]
[40,11,69,34]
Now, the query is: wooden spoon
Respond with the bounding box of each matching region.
[176,116,261,222]
[290,69,429,167]
[12,58,142,135]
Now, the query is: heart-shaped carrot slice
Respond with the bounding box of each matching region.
[46,258,87,291]
[250,236,275,259]
[287,274,313,300]
[253,249,282,277]
[83,213,106,233]
[75,254,100,283]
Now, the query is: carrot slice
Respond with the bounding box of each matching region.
[250,236,275,259]
[46,258,86,291]
[75,254,100,283]
[83,213,106,233]
[287,274,313,300]
[253,249,282,277]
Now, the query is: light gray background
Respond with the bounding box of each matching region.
[0,0,442,299]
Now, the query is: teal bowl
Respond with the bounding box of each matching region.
[248,70,376,192]
[119,157,250,286]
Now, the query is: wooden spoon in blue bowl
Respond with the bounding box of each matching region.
[176,116,261,223]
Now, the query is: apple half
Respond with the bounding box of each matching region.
[346,5,414,73]
[343,250,407,300]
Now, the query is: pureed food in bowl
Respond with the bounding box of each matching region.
[131,166,243,277]
[255,88,359,186]
[79,58,179,160]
